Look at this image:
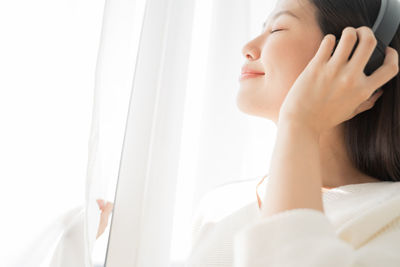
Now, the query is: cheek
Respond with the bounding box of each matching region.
[262,36,320,88]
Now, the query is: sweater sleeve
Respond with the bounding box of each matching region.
[233,208,400,267]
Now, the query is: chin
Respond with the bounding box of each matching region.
[237,97,277,121]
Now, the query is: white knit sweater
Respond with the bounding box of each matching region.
[185,176,400,266]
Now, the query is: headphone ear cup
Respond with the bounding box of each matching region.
[364,39,386,76]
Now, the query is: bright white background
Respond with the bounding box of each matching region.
[0,0,105,265]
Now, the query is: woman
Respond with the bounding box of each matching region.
[186,0,400,266]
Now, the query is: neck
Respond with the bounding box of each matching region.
[319,125,380,190]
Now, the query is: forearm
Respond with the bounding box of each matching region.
[261,121,324,218]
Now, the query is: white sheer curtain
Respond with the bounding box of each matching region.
[1,0,277,266]
[100,0,277,265]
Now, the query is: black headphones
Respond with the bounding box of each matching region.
[333,0,400,77]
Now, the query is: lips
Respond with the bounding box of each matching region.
[239,72,265,82]
[241,65,265,75]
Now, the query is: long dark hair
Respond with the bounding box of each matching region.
[308,0,400,181]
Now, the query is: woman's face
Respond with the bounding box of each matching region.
[237,0,325,123]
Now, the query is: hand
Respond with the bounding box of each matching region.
[96,199,114,239]
[278,26,399,135]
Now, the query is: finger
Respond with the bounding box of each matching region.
[96,199,105,210]
[364,89,383,108]
[365,47,399,92]
[330,27,358,67]
[313,34,337,64]
[348,27,377,73]
[351,89,383,117]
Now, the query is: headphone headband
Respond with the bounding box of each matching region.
[360,0,400,75]
[372,0,400,45]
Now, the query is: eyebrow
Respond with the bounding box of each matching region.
[262,10,300,29]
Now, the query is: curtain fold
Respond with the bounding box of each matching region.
[103,0,198,265]
[84,0,147,265]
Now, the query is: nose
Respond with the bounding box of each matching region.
[242,39,262,60]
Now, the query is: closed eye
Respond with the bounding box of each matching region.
[270,29,284,33]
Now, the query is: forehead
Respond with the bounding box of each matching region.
[268,0,314,22]
[274,0,309,12]
[263,0,316,28]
